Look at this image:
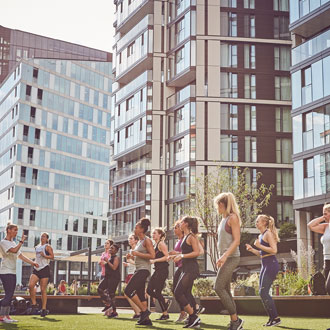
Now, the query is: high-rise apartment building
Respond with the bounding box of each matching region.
[110,0,293,270]
[0,26,112,284]
[290,0,330,269]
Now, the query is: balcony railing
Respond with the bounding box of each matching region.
[292,28,330,65]
[113,189,145,209]
[167,85,195,109]
[114,158,151,182]
[290,0,330,24]
[170,0,196,22]
[117,0,149,27]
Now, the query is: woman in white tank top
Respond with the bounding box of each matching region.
[308,203,330,294]
[28,233,54,317]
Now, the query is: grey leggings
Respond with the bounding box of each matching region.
[214,256,240,315]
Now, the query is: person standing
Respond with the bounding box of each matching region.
[124,218,155,326]
[173,216,201,328]
[0,223,38,323]
[28,232,54,317]
[308,203,330,295]
[57,280,67,295]
[214,192,243,330]
[246,215,281,327]
[147,228,170,320]
[123,234,140,318]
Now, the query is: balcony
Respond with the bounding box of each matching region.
[113,158,151,185]
[167,85,195,109]
[116,0,154,34]
[290,0,330,38]
[292,28,330,65]
[112,189,145,210]
[169,0,196,23]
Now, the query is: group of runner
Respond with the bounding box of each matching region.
[1,193,330,329]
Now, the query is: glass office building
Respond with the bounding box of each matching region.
[0,26,112,284]
[290,0,330,269]
[110,0,293,271]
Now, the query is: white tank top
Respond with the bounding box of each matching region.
[321,225,330,260]
[35,244,50,271]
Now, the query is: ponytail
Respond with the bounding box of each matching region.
[154,228,166,240]
[182,216,199,235]
[260,215,280,242]
[214,192,241,226]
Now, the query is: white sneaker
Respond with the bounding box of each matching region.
[3,317,15,323]
[7,317,18,322]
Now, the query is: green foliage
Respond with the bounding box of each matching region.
[279,222,296,240]
[46,283,55,295]
[235,273,260,293]
[186,166,274,271]
[192,278,216,297]
[274,271,309,296]
[240,231,255,245]
[162,279,173,297]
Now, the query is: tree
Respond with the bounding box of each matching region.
[186,166,274,271]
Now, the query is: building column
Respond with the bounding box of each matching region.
[66,261,70,283]
[53,260,57,285]
[296,210,307,273]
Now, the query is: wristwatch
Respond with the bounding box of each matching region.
[180,254,184,259]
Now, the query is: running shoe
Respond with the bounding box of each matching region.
[138,309,151,323]
[263,318,272,326]
[183,314,200,328]
[1,317,15,323]
[230,318,244,330]
[265,318,281,327]
[176,313,187,323]
[196,306,205,315]
[40,309,49,317]
[137,318,153,326]
[132,314,140,319]
[156,314,169,320]
[102,305,112,312]
[107,312,118,318]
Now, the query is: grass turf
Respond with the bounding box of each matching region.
[2,313,329,330]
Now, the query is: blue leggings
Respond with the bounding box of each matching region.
[259,256,279,320]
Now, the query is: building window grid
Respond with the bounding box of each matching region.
[244,44,256,69]
[245,136,257,162]
[244,74,256,99]
[244,0,255,9]
[244,15,256,38]
[245,105,256,131]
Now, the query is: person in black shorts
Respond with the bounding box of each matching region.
[147,228,170,320]
[174,216,201,328]
[98,243,120,318]
[28,232,54,317]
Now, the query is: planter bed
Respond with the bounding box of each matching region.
[200,295,330,317]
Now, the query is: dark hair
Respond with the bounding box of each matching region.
[106,239,114,245]
[112,244,119,252]
[182,216,199,234]
[6,222,18,233]
[137,217,150,233]
[129,233,138,241]
[154,228,166,240]
[41,232,49,243]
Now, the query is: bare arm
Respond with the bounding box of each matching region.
[107,255,119,270]
[151,241,169,263]
[307,216,327,234]
[174,235,199,263]
[41,245,54,260]
[7,241,24,254]
[254,232,277,254]
[245,244,260,257]
[19,254,38,267]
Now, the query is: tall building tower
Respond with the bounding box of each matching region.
[0,26,112,284]
[110,0,293,270]
[290,0,330,269]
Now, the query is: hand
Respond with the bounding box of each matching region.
[126,253,132,259]
[123,262,129,267]
[254,239,261,248]
[245,244,253,252]
[40,251,46,257]
[150,259,155,264]
[131,251,137,257]
[167,255,175,261]
[216,254,228,268]
[21,235,27,242]
[33,262,39,268]
[173,255,182,263]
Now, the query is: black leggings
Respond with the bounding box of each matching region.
[147,268,168,312]
[124,269,150,303]
[324,260,330,295]
[174,271,198,310]
[98,276,120,311]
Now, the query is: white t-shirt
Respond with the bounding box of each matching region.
[0,239,21,274]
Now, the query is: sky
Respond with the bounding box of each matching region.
[1,0,115,52]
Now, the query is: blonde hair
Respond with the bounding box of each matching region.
[6,222,18,233]
[259,215,280,242]
[323,203,330,212]
[214,192,241,225]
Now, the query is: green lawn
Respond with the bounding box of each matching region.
[2,314,329,330]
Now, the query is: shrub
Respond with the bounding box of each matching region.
[274,271,309,295]
[279,223,296,240]
[192,278,216,297]
[234,273,260,293]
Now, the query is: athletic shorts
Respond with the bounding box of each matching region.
[33,265,50,279]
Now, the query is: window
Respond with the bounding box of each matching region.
[221,135,238,161]
[244,15,255,37]
[275,76,291,100]
[277,201,293,223]
[229,13,237,36]
[28,147,33,164]
[102,220,107,235]
[276,138,292,163]
[274,16,290,40]
[173,167,189,197]
[32,169,38,185]
[126,96,134,111]
[221,12,237,36]
[25,187,31,201]
[220,72,238,98]
[220,43,237,68]
[273,0,289,11]
[35,128,40,145]
[244,44,256,69]
[33,67,38,79]
[220,104,238,130]
[301,67,312,105]
[37,88,43,100]
[93,219,98,234]
[127,42,135,57]
[73,219,78,232]
[23,125,29,142]
[244,0,255,8]
[304,158,314,197]
[30,210,36,225]
[176,18,185,44]
[276,169,293,196]
[83,218,88,233]
[275,107,292,132]
[175,47,185,73]
[30,106,36,123]
[220,0,237,7]
[20,166,26,183]
[245,105,256,131]
[274,46,291,70]
[244,74,256,99]
[26,85,32,97]
[245,136,257,162]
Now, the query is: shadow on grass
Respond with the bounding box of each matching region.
[32,316,61,323]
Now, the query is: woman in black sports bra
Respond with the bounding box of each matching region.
[173,216,201,328]
[147,228,170,320]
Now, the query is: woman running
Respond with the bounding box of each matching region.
[124,218,155,326]
[0,223,38,323]
[28,232,54,317]
[100,243,120,318]
[123,234,140,318]
[246,215,281,327]
[147,228,170,320]
[214,192,243,330]
[308,203,330,295]
[173,216,201,328]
